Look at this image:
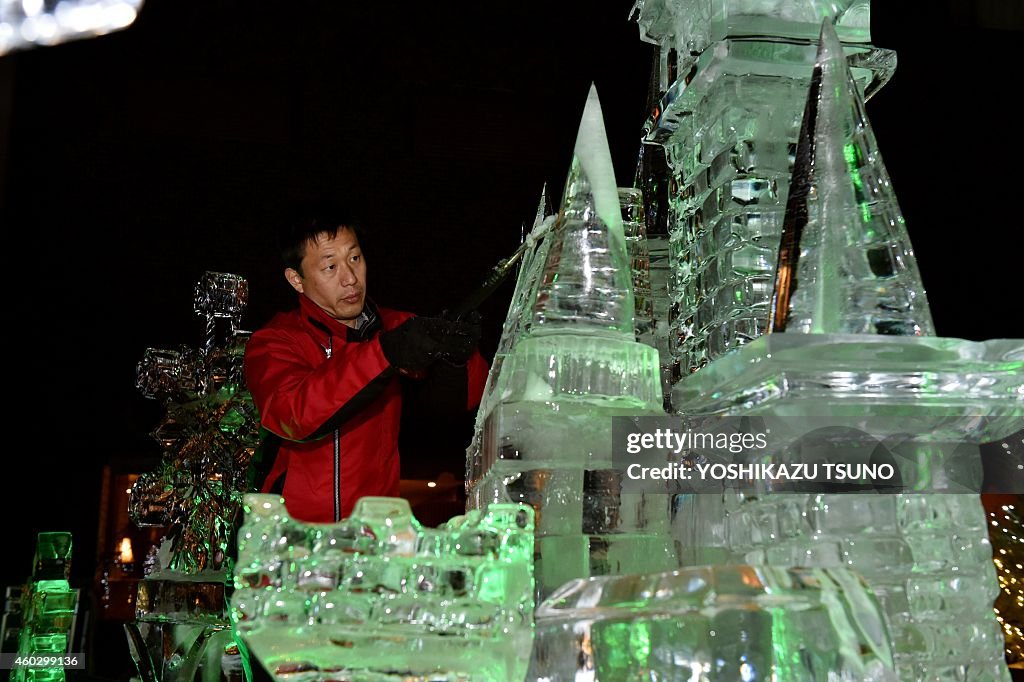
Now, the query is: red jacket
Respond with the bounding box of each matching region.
[244,294,488,522]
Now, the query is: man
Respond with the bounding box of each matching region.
[244,212,488,522]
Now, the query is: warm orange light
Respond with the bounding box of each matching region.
[119,537,135,564]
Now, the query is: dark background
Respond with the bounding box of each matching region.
[0,0,1021,597]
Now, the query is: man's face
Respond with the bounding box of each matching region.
[285,228,367,327]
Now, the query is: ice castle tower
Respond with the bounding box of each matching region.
[635,2,1020,677]
[467,86,676,599]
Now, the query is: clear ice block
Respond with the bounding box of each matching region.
[231,495,535,682]
[528,565,896,680]
[635,2,899,376]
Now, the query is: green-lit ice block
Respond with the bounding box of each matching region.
[31,534,72,583]
[529,565,896,680]
[672,333,1021,680]
[11,533,77,682]
[231,495,535,682]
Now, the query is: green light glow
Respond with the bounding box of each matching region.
[630,621,652,662]
[843,143,871,223]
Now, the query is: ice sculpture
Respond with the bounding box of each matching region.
[531,87,634,336]
[634,2,1020,678]
[7,533,80,682]
[125,272,258,682]
[130,271,257,574]
[636,0,902,377]
[467,86,674,599]
[529,565,896,680]
[230,494,535,682]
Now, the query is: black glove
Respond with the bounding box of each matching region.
[379,316,448,372]
[437,311,482,365]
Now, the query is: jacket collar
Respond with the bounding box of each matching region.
[298,294,382,349]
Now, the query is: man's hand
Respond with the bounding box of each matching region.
[437,311,482,365]
[379,315,480,371]
[379,317,446,371]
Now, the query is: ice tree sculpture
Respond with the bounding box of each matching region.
[125,271,260,682]
[129,271,259,575]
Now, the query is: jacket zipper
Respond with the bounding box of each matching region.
[333,429,341,522]
[320,332,342,522]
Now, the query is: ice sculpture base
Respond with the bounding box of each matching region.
[671,333,1020,680]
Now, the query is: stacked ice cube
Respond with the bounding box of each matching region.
[231,495,535,681]
[10,533,79,682]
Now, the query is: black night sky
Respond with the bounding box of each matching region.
[0,0,1021,595]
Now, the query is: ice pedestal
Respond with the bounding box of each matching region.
[230,495,535,682]
[671,333,1022,679]
[529,565,896,680]
[470,317,674,601]
[126,577,231,682]
[476,394,674,597]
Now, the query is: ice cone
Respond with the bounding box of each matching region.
[532,85,636,338]
[771,19,934,336]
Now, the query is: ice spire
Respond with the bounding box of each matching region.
[534,182,549,226]
[770,19,934,336]
[465,86,669,598]
[531,85,636,337]
[567,85,626,244]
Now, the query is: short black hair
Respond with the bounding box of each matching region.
[279,201,364,275]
